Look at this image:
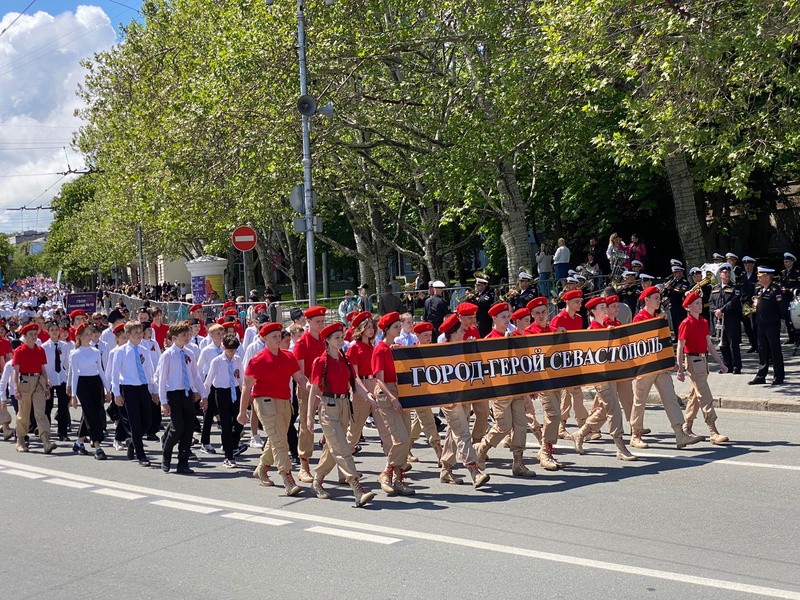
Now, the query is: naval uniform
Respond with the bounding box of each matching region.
[780,267,798,343]
[709,281,742,372]
[754,283,787,382]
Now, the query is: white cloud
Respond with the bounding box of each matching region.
[0,6,117,233]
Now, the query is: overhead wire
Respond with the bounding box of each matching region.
[0,0,37,39]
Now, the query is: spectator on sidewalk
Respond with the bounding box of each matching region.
[378,285,402,316]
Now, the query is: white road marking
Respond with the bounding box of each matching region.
[637,452,800,471]
[1,458,798,599]
[92,488,146,500]
[150,500,220,514]
[306,526,401,545]
[45,478,92,489]
[2,468,45,479]
[221,512,292,526]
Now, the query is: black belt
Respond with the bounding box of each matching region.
[20,372,41,377]
[359,375,374,380]
[687,353,706,357]
[322,393,350,400]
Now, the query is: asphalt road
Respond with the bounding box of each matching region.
[2,405,799,600]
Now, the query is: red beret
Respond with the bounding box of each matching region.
[527,297,548,310]
[378,312,400,331]
[260,323,283,337]
[585,297,607,310]
[113,323,126,335]
[682,291,702,309]
[412,322,433,334]
[189,304,203,312]
[351,312,370,328]
[321,322,344,339]
[20,323,39,335]
[488,302,511,317]
[439,313,461,335]
[639,286,660,302]
[304,305,327,319]
[455,303,478,316]
[345,310,359,323]
[605,295,620,305]
[69,310,86,320]
[221,321,237,329]
[224,309,238,317]
[511,308,531,322]
[563,290,583,301]
[254,303,267,312]
[223,301,236,310]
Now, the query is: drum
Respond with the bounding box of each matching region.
[790,293,800,329]
[700,262,723,285]
[617,302,633,324]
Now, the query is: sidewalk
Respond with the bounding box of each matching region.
[588,342,800,413]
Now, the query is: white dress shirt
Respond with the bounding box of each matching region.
[109,341,156,396]
[105,343,124,386]
[156,344,204,405]
[99,325,117,350]
[242,338,265,368]
[67,346,110,397]
[395,331,418,347]
[197,343,224,378]
[203,353,243,400]
[1,362,15,398]
[42,339,69,386]
[242,326,258,350]
[141,338,162,362]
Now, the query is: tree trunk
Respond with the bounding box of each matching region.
[497,159,533,278]
[253,238,275,288]
[664,150,707,267]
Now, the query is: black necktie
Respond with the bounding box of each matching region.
[55,344,61,373]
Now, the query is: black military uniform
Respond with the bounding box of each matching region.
[738,260,758,352]
[667,268,690,342]
[618,275,640,317]
[780,253,798,344]
[709,267,742,373]
[509,274,538,311]
[470,280,496,337]
[422,287,449,338]
[750,268,787,385]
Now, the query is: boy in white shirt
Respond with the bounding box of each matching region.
[203,334,244,467]
[0,359,16,441]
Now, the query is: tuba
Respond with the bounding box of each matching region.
[687,271,714,295]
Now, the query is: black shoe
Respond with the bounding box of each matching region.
[139,460,151,467]
[783,339,794,345]
[748,377,767,385]
[162,458,171,472]
[770,378,785,385]
[94,448,107,460]
[175,465,195,475]
[188,451,197,459]
[126,439,135,460]
[145,433,159,441]
[352,444,362,456]
[72,442,89,455]
[58,435,71,442]
[732,368,742,374]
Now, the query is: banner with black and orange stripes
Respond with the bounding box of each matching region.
[394,319,675,410]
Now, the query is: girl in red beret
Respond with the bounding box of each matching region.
[437,313,490,488]
[602,295,637,430]
[551,291,588,440]
[406,321,442,466]
[344,313,378,457]
[306,322,378,507]
[372,312,415,496]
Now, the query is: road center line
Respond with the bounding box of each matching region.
[150,499,220,514]
[221,512,292,526]
[2,468,45,479]
[1,458,798,600]
[45,477,92,489]
[636,452,800,471]
[92,488,146,500]
[305,526,401,545]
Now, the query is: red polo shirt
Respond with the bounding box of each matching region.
[524,322,554,335]
[346,340,374,378]
[152,322,169,349]
[678,315,710,354]
[484,328,506,338]
[633,309,657,323]
[12,343,47,374]
[245,348,299,400]
[293,331,326,377]
[462,326,480,340]
[588,321,607,330]
[550,310,583,331]
[371,340,396,383]
[311,354,353,395]
[603,317,622,327]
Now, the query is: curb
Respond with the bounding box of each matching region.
[581,391,800,414]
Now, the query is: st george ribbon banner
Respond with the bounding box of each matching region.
[394,319,675,410]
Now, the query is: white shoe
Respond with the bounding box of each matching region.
[249,435,264,448]
[113,440,126,451]
[200,444,216,454]
[365,416,376,429]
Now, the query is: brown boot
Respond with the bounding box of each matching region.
[439,462,464,484]
[630,430,649,449]
[297,458,314,483]
[707,421,729,444]
[682,420,696,437]
[280,471,302,496]
[15,441,29,453]
[349,477,375,507]
[311,477,331,499]
[536,441,559,471]
[613,436,637,461]
[392,468,415,496]
[588,432,602,441]
[41,433,57,454]
[511,451,536,477]
[673,424,703,449]
[472,440,490,470]
[558,421,571,440]
[571,425,590,455]
[252,464,275,486]
[2,423,14,442]
[466,462,490,488]
[502,434,511,448]
[406,450,419,463]
[378,468,397,495]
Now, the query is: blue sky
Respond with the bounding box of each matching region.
[1,1,144,233]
